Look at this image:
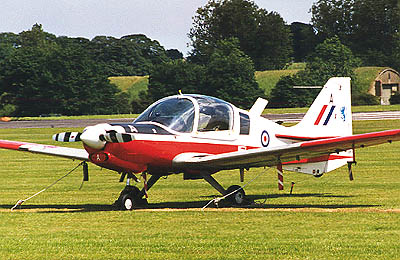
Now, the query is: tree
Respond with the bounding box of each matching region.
[0,32,18,59]
[391,32,400,72]
[166,49,183,60]
[188,0,292,70]
[148,60,206,101]
[0,33,18,115]
[311,0,354,42]
[204,38,263,108]
[270,36,361,107]
[351,0,400,65]
[148,38,264,109]
[89,34,170,76]
[0,25,122,116]
[311,0,400,66]
[18,23,57,48]
[0,24,177,115]
[305,36,360,82]
[290,22,319,62]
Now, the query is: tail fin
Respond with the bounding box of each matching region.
[282,77,353,176]
[292,77,352,137]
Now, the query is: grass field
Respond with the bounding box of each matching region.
[1,120,400,259]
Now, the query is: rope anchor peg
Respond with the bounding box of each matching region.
[11,200,25,211]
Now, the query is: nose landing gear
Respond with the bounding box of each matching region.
[115,174,161,210]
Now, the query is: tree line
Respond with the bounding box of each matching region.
[1,0,400,116]
[0,24,179,116]
[148,0,400,109]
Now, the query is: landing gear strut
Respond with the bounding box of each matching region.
[115,174,161,210]
[202,174,247,206]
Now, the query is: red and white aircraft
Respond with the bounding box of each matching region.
[1,77,400,210]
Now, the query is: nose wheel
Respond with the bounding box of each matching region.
[116,186,147,210]
[115,174,161,210]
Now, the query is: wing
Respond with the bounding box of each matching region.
[0,140,89,161]
[172,129,400,170]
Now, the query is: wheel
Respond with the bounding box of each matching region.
[115,186,140,210]
[226,185,246,205]
[121,194,135,210]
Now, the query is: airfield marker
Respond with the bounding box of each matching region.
[277,164,284,190]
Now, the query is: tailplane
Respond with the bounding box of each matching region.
[281,77,354,175]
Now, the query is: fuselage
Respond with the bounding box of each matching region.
[83,94,289,174]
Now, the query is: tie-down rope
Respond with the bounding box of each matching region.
[11,161,85,211]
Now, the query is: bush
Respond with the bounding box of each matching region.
[352,93,380,105]
[0,104,16,116]
[389,93,400,104]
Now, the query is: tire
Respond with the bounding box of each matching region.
[116,186,140,210]
[226,185,246,205]
[121,194,135,210]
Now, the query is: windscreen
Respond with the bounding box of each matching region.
[134,97,195,133]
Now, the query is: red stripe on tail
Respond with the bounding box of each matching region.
[314,105,328,125]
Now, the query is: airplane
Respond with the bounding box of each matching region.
[1,77,400,210]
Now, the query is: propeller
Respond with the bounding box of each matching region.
[53,132,81,142]
[52,124,135,149]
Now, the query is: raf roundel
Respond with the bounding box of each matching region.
[261,130,270,147]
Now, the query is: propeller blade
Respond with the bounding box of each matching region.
[100,132,135,143]
[53,132,81,142]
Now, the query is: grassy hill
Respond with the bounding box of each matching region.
[109,65,388,102]
[353,67,387,93]
[109,76,148,99]
[255,69,300,97]
[108,70,302,100]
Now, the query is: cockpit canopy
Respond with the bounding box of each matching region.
[134,95,233,133]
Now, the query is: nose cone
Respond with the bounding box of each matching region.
[80,126,106,150]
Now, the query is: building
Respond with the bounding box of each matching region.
[368,68,400,105]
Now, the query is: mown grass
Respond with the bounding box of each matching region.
[0,120,400,259]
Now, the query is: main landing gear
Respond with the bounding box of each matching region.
[115,173,161,210]
[115,172,248,210]
[202,175,247,206]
